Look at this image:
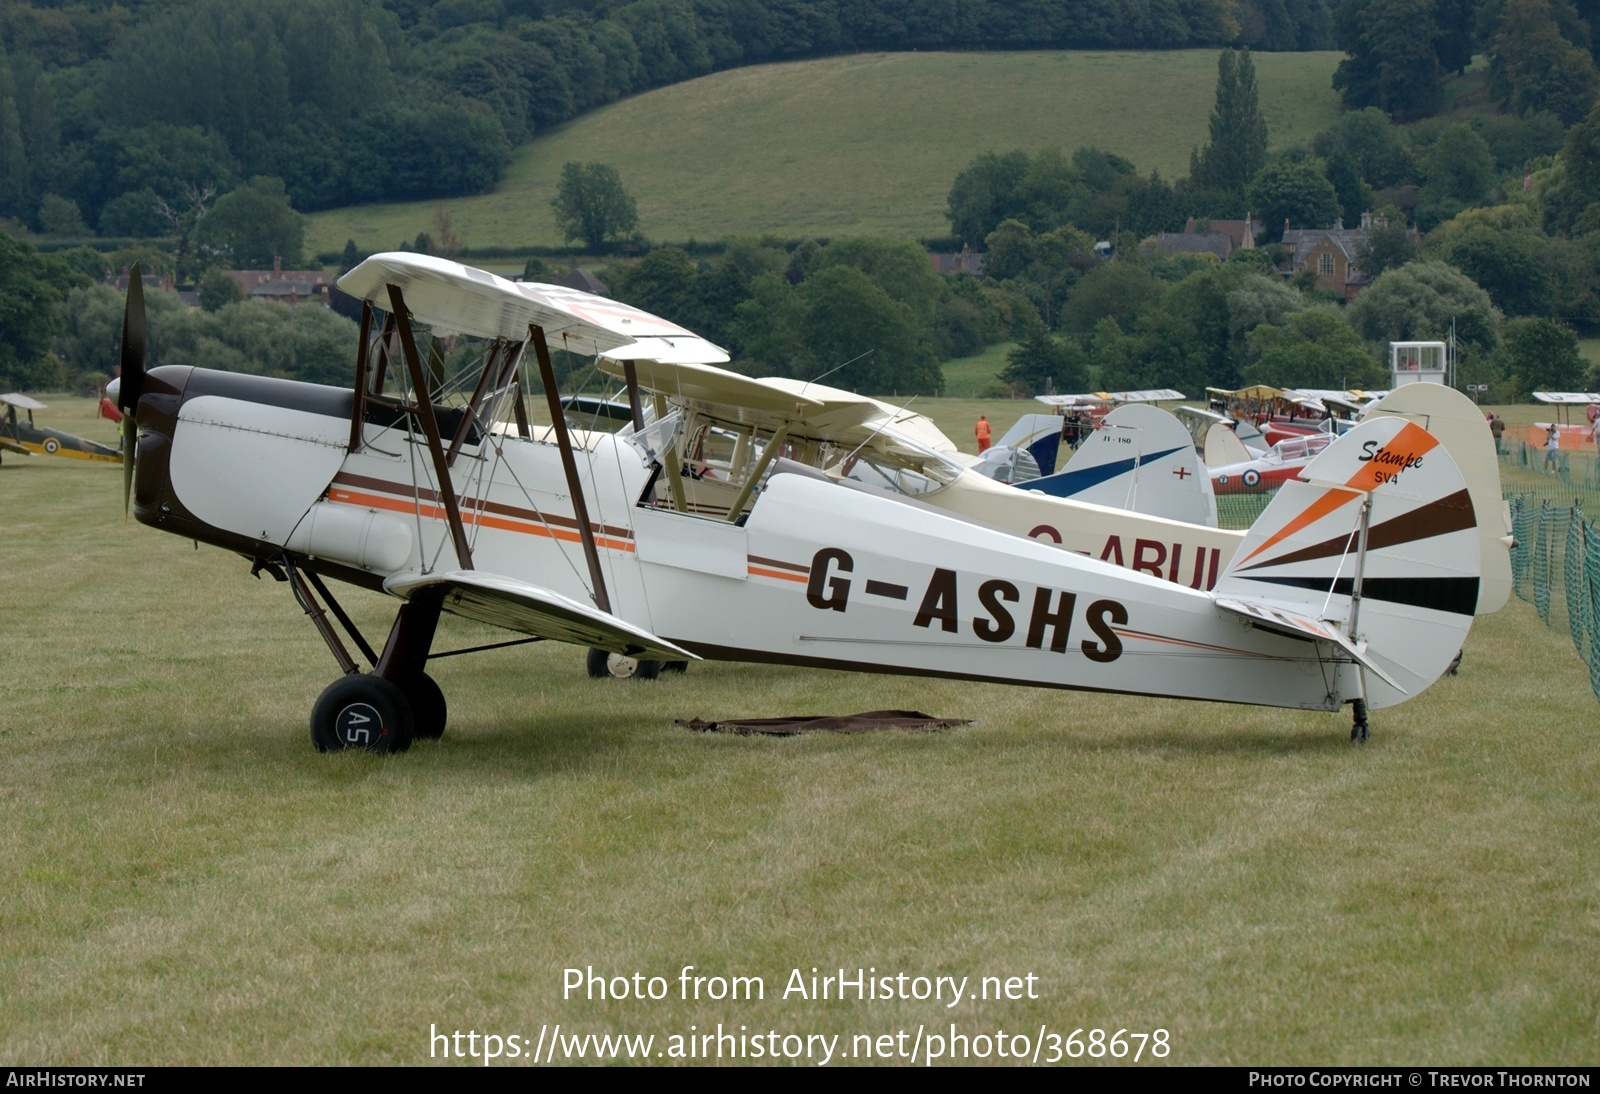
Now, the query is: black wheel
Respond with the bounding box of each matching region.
[1350,721,1369,743]
[662,660,689,674]
[585,647,660,680]
[310,675,414,754]
[399,672,447,741]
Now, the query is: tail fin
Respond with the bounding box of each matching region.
[1212,416,1479,710]
[1234,415,1268,453]
[1203,421,1252,467]
[1020,403,1216,527]
[1363,383,1510,615]
[993,412,1066,475]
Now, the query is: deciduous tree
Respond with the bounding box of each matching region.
[550,161,639,250]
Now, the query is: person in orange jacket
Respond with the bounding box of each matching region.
[975,413,991,453]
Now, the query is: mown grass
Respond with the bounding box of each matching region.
[306,50,1343,257]
[2,397,1596,1065]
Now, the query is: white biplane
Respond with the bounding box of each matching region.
[118,255,1487,752]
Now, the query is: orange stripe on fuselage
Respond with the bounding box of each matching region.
[328,488,636,553]
[748,565,809,583]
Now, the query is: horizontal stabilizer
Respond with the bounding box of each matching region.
[385,570,697,662]
[1212,597,1403,692]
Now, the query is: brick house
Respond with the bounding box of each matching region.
[1280,213,1386,302]
[222,257,335,306]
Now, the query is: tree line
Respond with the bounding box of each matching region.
[0,0,1338,235]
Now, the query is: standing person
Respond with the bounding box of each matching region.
[1545,424,1562,470]
[1489,413,1505,455]
[975,413,991,453]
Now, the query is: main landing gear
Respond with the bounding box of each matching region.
[279,559,447,754]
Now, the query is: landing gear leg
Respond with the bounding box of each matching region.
[373,595,446,739]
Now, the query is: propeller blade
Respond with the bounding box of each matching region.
[118,264,147,415]
[118,264,147,517]
[122,413,136,516]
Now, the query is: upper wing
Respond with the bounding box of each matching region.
[384,570,697,662]
[338,253,728,363]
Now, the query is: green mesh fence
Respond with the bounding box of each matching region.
[1507,491,1600,702]
[1214,492,1274,531]
[1587,521,1600,701]
[1565,512,1589,663]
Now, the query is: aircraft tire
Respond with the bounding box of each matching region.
[662,661,689,674]
[310,674,415,754]
[586,647,661,680]
[400,673,448,741]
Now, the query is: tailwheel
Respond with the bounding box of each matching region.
[400,672,448,741]
[1350,698,1369,744]
[311,674,415,754]
[586,647,661,680]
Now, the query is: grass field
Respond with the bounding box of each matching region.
[306,50,1343,257]
[1,396,1597,1065]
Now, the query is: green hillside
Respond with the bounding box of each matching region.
[308,50,1342,257]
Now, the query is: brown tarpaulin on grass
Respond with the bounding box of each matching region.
[676,709,970,736]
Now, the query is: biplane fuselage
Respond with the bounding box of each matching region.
[0,400,120,464]
[131,361,1468,717]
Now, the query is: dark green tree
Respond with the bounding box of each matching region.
[1487,0,1600,124]
[1243,309,1387,388]
[1541,100,1600,234]
[1000,330,1088,397]
[194,176,304,269]
[1432,225,1552,316]
[1311,107,1413,189]
[1189,49,1269,202]
[1347,260,1502,349]
[1418,124,1497,223]
[1247,157,1341,236]
[0,233,83,388]
[1354,221,1420,278]
[945,150,1031,247]
[550,161,639,250]
[197,268,243,312]
[1333,0,1446,120]
[1501,316,1586,394]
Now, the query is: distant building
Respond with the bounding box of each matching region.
[1280,213,1385,302]
[929,245,985,275]
[558,268,610,296]
[221,257,335,306]
[1145,214,1256,261]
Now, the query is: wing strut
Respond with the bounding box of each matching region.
[386,283,474,570]
[622,361,645,432]
[531,323,612,614]
[349,301,373,453]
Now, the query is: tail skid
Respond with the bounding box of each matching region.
[1211,416,1479,711]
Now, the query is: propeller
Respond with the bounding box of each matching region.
[118,264,147,516]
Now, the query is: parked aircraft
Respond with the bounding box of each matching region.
[116,255,1483,752]
[0,393,120,466]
